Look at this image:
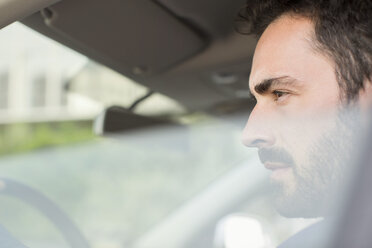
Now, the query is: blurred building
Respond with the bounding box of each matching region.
[0,22,93,124]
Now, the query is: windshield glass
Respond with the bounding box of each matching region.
[0,23,253,248]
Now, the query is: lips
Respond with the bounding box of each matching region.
[264,162,291,171]
[258,148,295,172]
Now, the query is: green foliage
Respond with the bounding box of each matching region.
[0,121,96,156]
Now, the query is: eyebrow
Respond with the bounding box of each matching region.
[249,76,300,98]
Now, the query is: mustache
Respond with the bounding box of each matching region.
[258,147,295,166]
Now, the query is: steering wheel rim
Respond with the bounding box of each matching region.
[0,178,90,248]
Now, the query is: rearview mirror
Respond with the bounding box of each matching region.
[93,106,174,135]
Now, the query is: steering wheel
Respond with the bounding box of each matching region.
[0,178,90,248]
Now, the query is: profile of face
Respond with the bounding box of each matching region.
[242,15,364,218]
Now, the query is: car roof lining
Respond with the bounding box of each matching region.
[0,0,59,29]
[155,0,246,38]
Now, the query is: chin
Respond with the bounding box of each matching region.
[273,186,329,218]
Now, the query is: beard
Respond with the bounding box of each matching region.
[264,108,361,218]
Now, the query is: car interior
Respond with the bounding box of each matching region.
[0,0,371,248]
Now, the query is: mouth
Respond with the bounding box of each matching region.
[258,148,295,180]
[264,162,291,171]
[264,162,293,180]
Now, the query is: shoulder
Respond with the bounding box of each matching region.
[278,219,336,248]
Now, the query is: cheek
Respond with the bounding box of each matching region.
[304,88,340,115]
[276,112,338,168]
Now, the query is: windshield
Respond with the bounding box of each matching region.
[0,23,254,248]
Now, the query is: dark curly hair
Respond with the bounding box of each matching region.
[236,0,372,102]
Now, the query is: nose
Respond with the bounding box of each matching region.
[242,106,276,148]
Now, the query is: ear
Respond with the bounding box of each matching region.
[358,80,372,111]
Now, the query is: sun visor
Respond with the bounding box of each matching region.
[41,0,206,75]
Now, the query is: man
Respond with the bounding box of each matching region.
[238,0,372,246]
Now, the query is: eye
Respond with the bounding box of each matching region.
[272,90,288,101]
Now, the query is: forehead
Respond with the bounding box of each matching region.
[249,15,320,91]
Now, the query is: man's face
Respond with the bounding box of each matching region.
[242,15,358,218]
